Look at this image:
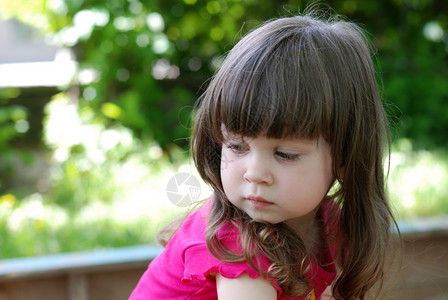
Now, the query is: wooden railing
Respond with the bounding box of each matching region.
[0,245,163,300]
[386,216,448,299]
[0,217,447,300]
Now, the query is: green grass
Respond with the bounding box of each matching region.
[0,185,191,259]
[388,139,448,220]
[0,215,156,258]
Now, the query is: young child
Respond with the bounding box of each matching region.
[130,12,397,300]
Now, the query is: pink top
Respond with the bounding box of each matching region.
[129,198,337,300]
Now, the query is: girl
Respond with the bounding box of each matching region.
[130,12,398,300]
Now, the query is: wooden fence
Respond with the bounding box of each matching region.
[0,217,447,300]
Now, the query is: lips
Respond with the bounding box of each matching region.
[247,195,274,208]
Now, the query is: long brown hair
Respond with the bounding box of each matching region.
[191,13,397,299]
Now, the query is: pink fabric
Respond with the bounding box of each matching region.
[129,198,337,300]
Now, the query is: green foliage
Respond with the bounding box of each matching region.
[0,89,27,151]
[373,2,448,149]
[41,92,178,213]
[389,139,448,219]
[0,90,192,259]
[0,193,159,258]
[1,0,447,149]
[0,89,29,191]
[0,105,27,149]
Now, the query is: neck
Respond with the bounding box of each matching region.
[284,206,320,248]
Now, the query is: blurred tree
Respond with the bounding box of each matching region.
[0,0,447,151]
[343,0,448,150]
[0,88,28,191]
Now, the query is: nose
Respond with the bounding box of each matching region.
[243,154,273,185]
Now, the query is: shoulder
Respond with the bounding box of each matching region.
[216,273,276,300]
[168,199,211,244]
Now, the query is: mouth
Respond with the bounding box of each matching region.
[246,195,274,208]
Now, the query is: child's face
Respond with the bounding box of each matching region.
[220,133,334,228]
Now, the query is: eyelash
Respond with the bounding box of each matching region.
[275,151,299,161]
[226,143,299,161]
[226,143,247,153]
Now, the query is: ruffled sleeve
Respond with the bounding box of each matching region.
[182,219,272,282]
[181,243,264,283]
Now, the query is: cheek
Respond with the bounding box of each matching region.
[220,151,243,197]
[220,150,233,187]
[220,149,228,176]
[220,165,237,204]
[220,148,236,171]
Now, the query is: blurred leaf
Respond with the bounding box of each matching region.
[101,102,122,119]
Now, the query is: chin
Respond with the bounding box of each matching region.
[250,217,280,226]
[253,219,271,225]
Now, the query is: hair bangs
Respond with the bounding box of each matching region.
[215,33,329,142]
